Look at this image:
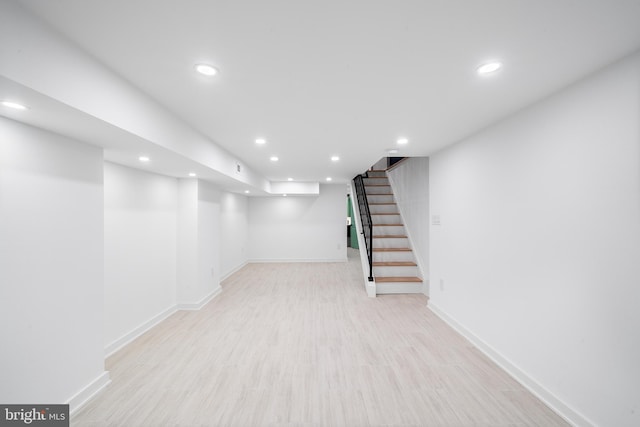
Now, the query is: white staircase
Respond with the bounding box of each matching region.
[364,170,423,294]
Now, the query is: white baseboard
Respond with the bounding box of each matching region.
[221,261,248,281]
[67,371,111,416]
[104,304,177,358]
[87,289,222,416]
[249,258,348,263]
[428,303,594,427]
[177,286,222,310]
[105,288,223,357]
[376,282,423,294]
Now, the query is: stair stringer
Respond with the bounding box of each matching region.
[348,182,377,298]
[385,167,429,295]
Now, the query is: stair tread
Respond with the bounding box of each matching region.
[373,223,404,226]
[373,235,407,238]
[373,261,417,266]
[369,203,397,205]
[371,212,400,215]
[375,276,423,283]
[373,248,412,252]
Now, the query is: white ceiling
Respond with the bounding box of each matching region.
[14,0,640,185]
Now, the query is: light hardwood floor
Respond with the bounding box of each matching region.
[73,249,569,426]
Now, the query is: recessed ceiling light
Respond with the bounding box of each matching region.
[188,172,197,177]
[1,100,28,110]
[244,190,250,194]
[270,156,279,162]
[387,149,399,154]
[195,63,218,76]
[477,61,502,75]
[287,177,293,181]
[397,138,408,145]
[331,156,340,162]
[255,138,266,145]
[283,194,287,197]
[326,177,332,182]
[138,156,150,162]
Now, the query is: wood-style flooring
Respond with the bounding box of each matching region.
[73,248,569,426]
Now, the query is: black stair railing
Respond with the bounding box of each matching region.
[353,174,374,281]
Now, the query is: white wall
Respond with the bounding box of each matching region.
[176,179,199,304]
[104,163,178,351]
[104,169,229,349]
[429,52,640,427]
[219,192,249,279]
[248,184,347,262]
[177,179,224,307]
[387,157,430,291]
[196,181,221,301]
[0,117,108,408]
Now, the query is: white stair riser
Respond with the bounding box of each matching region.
[365,186,392,195]
[373,251,415,263]
[367,195,394,204]
[373,225,405,235]
[373,237,409,248]
[376,282,423,294]
[371,214,402,225]
[373,266,419,277]
[363,178,389,186]
[367,171,387,178]
[369,204,398,214]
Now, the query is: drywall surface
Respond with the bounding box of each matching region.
[429,53,640,426]
[248,184,347,261]
[176,179,199,305]
[197,181,222,300]
[104,162,177,348]
[0,117,106,407]
[387,157,429,291]
[219,192,249,278]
